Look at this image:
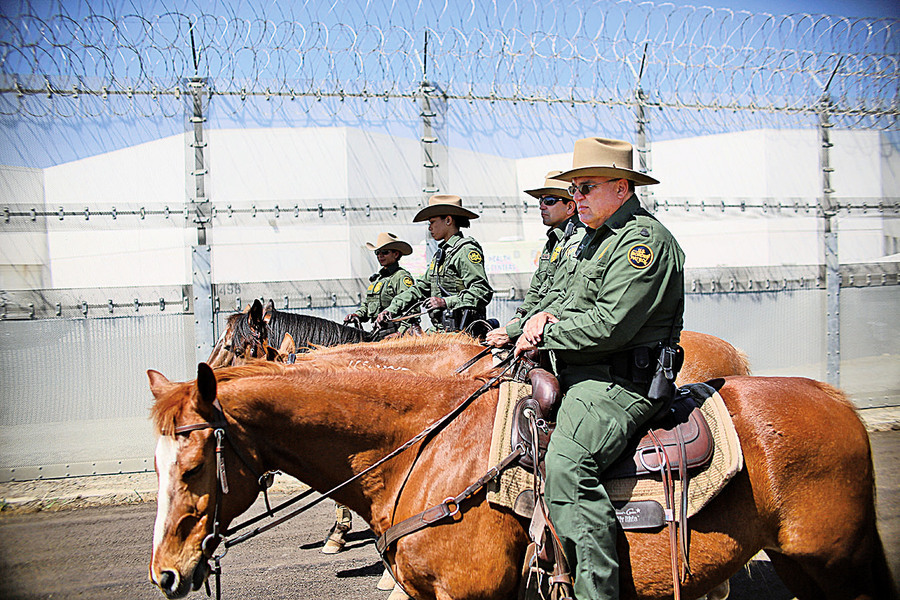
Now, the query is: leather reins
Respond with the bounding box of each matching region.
[170,352,519,599]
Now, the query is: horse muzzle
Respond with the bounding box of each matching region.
[152,559,210,599]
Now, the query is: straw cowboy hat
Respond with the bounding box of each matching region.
[365,232,413,256]
[412,194,480,222]
[556,137,659,186]
[524,170,574,200]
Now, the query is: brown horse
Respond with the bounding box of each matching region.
[147,349,894,600]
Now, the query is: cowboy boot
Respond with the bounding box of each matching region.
[376,567,395,591]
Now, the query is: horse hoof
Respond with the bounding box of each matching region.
[321,538,345,554]
[376,568,395,590]
[387,585,410,600]
[705,581,730,600]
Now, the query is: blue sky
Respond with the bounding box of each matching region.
[0,0,896,168]
[676,0,899,18]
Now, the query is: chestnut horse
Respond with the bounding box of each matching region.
[148,352,894,600]
[288,329,750,386]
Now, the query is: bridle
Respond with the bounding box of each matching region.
[171,398,278,599]
[168,352,519,599]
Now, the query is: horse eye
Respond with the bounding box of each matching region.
[182,464,203,480]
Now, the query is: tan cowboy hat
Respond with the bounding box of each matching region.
[365,232,413,256]
[556,137,659,186]
[412,194,480,222]
[524,170,574,201]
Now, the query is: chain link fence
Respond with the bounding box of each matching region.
[0,0,897,480]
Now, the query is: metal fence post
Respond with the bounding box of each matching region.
[184,76,215,363]
[818,93,840,386]
[633,44,655,212]
[419,32,447,199]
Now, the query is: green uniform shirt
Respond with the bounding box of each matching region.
[355,262,415,322]
[387,233,494,316]
[540,195,684,365]
[506,215,585,339]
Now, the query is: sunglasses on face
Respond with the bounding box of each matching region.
[375,250,393,256]
[567,179,621,197]
[539,196,568,206]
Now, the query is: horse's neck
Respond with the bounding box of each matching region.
[222,370,467,519]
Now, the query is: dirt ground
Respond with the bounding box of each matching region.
[0,429,897,600]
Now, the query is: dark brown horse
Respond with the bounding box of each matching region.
[148,345,894,600]
[207,299,373,368]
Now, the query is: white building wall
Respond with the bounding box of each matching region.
[4,127,896,289]
[0,165,49,289]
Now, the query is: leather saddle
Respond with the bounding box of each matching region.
[510,369,715,481]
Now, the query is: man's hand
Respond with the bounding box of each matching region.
[485,327,510,347]
[343,313,361,325]
[514,334,538,357]
[522,311,558,345]
[375,310,393,326]
[423,297,447,310]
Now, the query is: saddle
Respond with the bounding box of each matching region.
[510,369,716,482]
[510,369,722,600]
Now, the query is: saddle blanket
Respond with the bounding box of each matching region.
[487,380,743,523]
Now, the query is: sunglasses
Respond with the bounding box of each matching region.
[567,179,621,197]
[539,196,570,206]
[374,250,394,256]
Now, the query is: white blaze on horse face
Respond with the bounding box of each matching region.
[153,435,178,555]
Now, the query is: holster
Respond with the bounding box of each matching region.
[608,344,684,403]
[435,307,486,332]
[648,344,685,417]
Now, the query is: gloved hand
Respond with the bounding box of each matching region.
[375,310,393,326]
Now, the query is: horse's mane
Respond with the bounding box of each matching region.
[151,354,480,435]
[231,310,265,347]
[267,309,371,348]
[306,331,480,356]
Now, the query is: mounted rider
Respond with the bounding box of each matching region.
[515,137,685,600]
[344,232,417,340]
[377,194,494,335]
[485,170,584,347]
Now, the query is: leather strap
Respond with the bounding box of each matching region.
[376,445,524,555]
[649,429,681,600]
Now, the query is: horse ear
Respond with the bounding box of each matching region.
[278,333,296,355]
[263,299,275,324]
[147,370,171,397]
[197,363,217,405]
[248,299,264,329]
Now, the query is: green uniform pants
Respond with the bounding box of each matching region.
[544,365,660,599]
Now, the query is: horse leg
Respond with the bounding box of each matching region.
[768,527,898,600]
[764,551,824,599]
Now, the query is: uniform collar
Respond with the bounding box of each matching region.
[441,232,464,248]
[379,262,402,276]
[601,195,641,232]
[548,215,582,241]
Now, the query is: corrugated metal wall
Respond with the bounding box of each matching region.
[1,264,896,481]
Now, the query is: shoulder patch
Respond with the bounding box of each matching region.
[627,244,654,269]
[565,245,577,259]
[402,276,414,288]
[468,250,483,264]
